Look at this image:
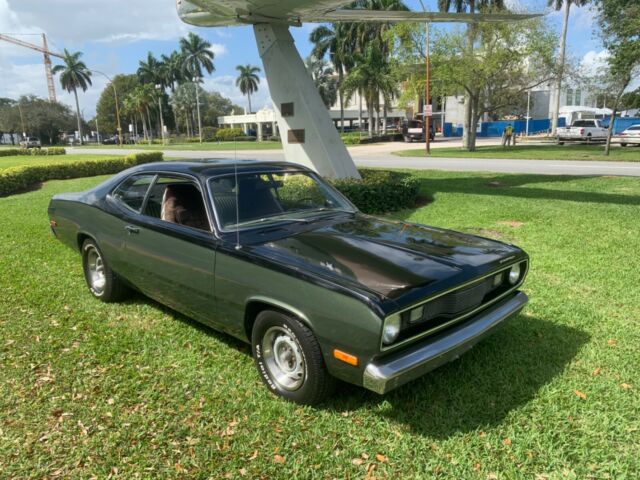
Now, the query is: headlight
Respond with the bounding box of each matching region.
[382,314,401,345]
[508,263,522,285]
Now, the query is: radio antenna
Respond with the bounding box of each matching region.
[234,136,241,250]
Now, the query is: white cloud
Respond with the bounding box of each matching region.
[202,74,272,112]
[579,49,609,77]
[4,0,189,45]
[547,2,598,32]
[208,43,227,57]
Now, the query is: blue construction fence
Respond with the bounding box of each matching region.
[442,117,640,138]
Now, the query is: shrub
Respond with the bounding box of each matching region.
[0,152,163,197]
[269,135,281,142]
[201,126,218,141]
[0,147,66,157]
[234,136,257,142]
[214,128,246,141]
[332,169,420,214]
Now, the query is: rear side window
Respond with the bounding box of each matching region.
[112,174,155,213]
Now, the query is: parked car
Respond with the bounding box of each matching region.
[402,119,435,142]
[102,135,120,145]
[19,136,41,148]
[617,124,640,147]
[557,119,608,144]
[48,161,529,404]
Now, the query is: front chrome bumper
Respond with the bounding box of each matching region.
[362,291,529,394]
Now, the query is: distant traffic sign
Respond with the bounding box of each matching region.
[424,105,432,117]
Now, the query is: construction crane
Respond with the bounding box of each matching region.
[0,33,63,102]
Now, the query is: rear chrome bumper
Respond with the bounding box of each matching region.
[362,291,528,394]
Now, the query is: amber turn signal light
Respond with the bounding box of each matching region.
[333,349,358,366]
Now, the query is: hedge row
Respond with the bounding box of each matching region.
[0,147,66,157]
[0,152,163,197]
[332,169,420,214]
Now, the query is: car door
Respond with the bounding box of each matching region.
[112,173,218,327]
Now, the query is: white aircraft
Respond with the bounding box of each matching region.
[177,0,538,179]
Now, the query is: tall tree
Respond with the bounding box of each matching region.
[310,24,356,132]
[180,32,215,142]
[305,56,338,108]
[96,74,139,135]
[52,49,92,145]
[548,0,591,135]
[343,44,398,137]
[436,0,506,149]
[137,52,164,87]
[593,0,640,154]
[235,64,261,113]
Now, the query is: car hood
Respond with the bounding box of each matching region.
[250,214,523,302]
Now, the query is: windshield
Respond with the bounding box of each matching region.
[209,171,355,230]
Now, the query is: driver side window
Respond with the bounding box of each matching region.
[143,176,211,232]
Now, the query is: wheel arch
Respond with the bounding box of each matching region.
[244,296,312,341]
[76,232,95,252]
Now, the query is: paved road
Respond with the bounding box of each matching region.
[70,140,640,177]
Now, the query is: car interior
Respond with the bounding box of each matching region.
[210,175,285,228]
[142,177,210,231]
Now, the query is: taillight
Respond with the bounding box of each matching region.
[580,128,585,135]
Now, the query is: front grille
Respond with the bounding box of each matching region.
[392,263,527,346]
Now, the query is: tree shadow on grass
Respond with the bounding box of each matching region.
[322,314,589,439]
[405,173,640,207]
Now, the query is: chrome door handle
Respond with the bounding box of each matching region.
[125,225,140,234]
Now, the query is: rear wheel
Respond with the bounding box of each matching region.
[621,143,627,147]
[252,310,334,405]
[82,239,130,302]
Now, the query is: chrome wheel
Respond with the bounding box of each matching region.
[86,246,106,295]
[262,326,306,391]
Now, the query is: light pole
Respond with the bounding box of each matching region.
[90,70,122,147]
[156,84,166,145]
[418,0,431,155]
[526,89,531,137]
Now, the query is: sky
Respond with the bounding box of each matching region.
[0,0,606,119]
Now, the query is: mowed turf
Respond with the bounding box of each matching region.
[83,141,283,151]
[0,154,135,170]
[1,171,639,478]
[396,144,640,161]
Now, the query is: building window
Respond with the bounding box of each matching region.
[574,88,581,106]
[566,88,573,106]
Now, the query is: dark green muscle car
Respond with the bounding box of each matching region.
[48,160,529,405]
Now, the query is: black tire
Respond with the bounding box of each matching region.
[252,310,335,405]
[621,143,627,147]
[81,239,130,302]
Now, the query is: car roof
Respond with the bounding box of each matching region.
[132,159,313,178]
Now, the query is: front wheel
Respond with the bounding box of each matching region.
[252,310,334,405]
[82,239,130,302]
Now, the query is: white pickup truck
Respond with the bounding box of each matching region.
[557,119,608,144]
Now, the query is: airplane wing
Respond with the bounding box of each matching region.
[177,0,541,27]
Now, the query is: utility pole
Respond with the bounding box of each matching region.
[526,89,531,137]
[91,70,123,147]
[425,20,431,155]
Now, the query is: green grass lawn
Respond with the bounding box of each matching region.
[0,153,148,170]
[396,144,640,161]
[82,141,283,151]
[1,171,639,478]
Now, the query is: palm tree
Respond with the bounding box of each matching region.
[235,65,261,114]
[310,23,355,132]
[180,32,215,142]
[137,52,164,87]
[305,56,338,108]
[52,49,92,145]
[548,0,590,135]
[343,45,397,137]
